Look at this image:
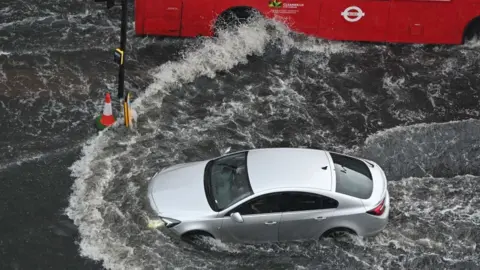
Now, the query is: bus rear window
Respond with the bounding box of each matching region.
[329,152,373,199]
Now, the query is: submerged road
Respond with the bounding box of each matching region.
[1,1,480,269]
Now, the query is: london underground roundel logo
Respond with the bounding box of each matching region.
[341,6,365,22]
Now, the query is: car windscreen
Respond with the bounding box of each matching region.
[204,151,253,211]
[329,152,373,199]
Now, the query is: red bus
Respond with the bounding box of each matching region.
[134,0,480,45]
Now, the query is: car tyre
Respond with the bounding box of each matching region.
[463,17,480,44]
[213,8,260,36]
[181,231,215,246]
[321,228,357,239]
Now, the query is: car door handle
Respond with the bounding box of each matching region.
[314,216,327,220]
[264,221,277,225]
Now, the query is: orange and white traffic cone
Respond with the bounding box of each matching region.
[95,92,116,130]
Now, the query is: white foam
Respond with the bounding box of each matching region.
[0,15,53,30]
[462,36,480,48]
[363,118,478,146]
[66,18,302,270]
[133,19,282,112]
[65,15,480,270]
[0,143,84,171]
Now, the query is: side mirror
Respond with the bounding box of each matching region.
[230,212,244,223]
[222,147,231,155]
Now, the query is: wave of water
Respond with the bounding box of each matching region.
[64,18,480,270]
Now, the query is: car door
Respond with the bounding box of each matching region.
[320,0,392,42]
[143,0,183,36]
[386,0,460,44]
[219,193,283,243]
[278,192,339,242]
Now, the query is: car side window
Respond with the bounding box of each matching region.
[228,193,283,215]
[282,192,338,212]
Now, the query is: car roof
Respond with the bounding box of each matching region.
[246,148,334,193]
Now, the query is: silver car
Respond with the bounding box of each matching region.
[146,148,390,244]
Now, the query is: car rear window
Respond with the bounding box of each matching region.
[329,152,373,199]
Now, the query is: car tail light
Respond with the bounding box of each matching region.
[367,198,385,216]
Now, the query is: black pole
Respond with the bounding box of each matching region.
[118,0,127,99]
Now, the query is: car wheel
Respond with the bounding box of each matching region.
[464,17,480,44]
[321,228,357,239]
[181,231,215,246]
[214,8,260,36]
